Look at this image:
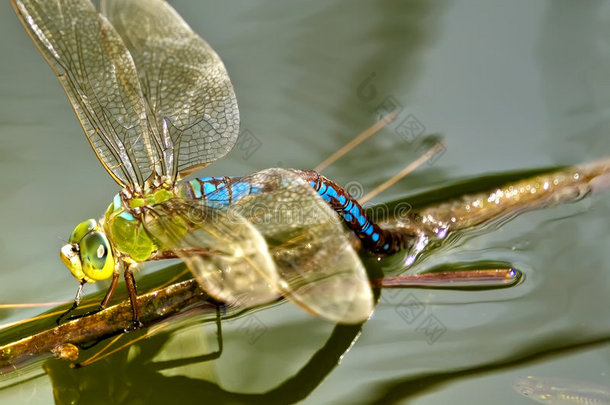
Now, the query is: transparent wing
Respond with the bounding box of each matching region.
[144,199,280,308]
[232,168,374,324]
[101,0,240,179]
[12,0,158,188]
[148,168,372,324]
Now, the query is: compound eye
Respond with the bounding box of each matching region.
[79,231,114,281]
[68,219,97,244]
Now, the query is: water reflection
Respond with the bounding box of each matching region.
[43,321,364,405]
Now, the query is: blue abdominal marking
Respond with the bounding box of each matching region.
[350,204,366,226]
[231,182,260,202]
[189,177,264,209]
[318,183,329,201]
[311,175,375,240]
[320,183,338,202]
[203,181,223,196]
[297,169,408,254]
[184,170,409,254]
[205,184,228,203]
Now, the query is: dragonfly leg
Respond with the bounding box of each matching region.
[56,270,121,324]
[99,270,120,310]
[56,279,86,325]
[123,265,142,330]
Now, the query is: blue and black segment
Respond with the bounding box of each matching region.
[295,170,410,255]
[183,176,263,208]
[183,171,410,255]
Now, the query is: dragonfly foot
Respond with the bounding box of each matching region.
[57,307,103,325]
[56,281,87,324]
[124,320,143,332]
[56,309,74,325]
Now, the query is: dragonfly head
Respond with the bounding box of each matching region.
[60,219,115,283]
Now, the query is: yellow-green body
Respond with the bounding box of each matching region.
[61,184,191,284]
[103,188,175,262]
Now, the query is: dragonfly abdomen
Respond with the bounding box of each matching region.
[180,170,410,254]
[294,170,409,254]
[180,176,264,208]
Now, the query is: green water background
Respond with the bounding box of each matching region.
[0,1,609,404]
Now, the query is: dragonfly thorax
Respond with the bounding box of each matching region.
[101,183,179,265]
[60,219,115,283]
[119,177,175,215]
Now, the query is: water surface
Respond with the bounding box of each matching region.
[0,1,609,404]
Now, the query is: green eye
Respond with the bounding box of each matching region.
[79,231,114,281]
[69,219,97,243]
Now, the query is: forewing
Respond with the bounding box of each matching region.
[11,0,158,187]
[101,0,240,179]
[144,199,279,308]
[233,168,374,324]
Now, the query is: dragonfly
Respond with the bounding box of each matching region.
[12,0,413,327]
